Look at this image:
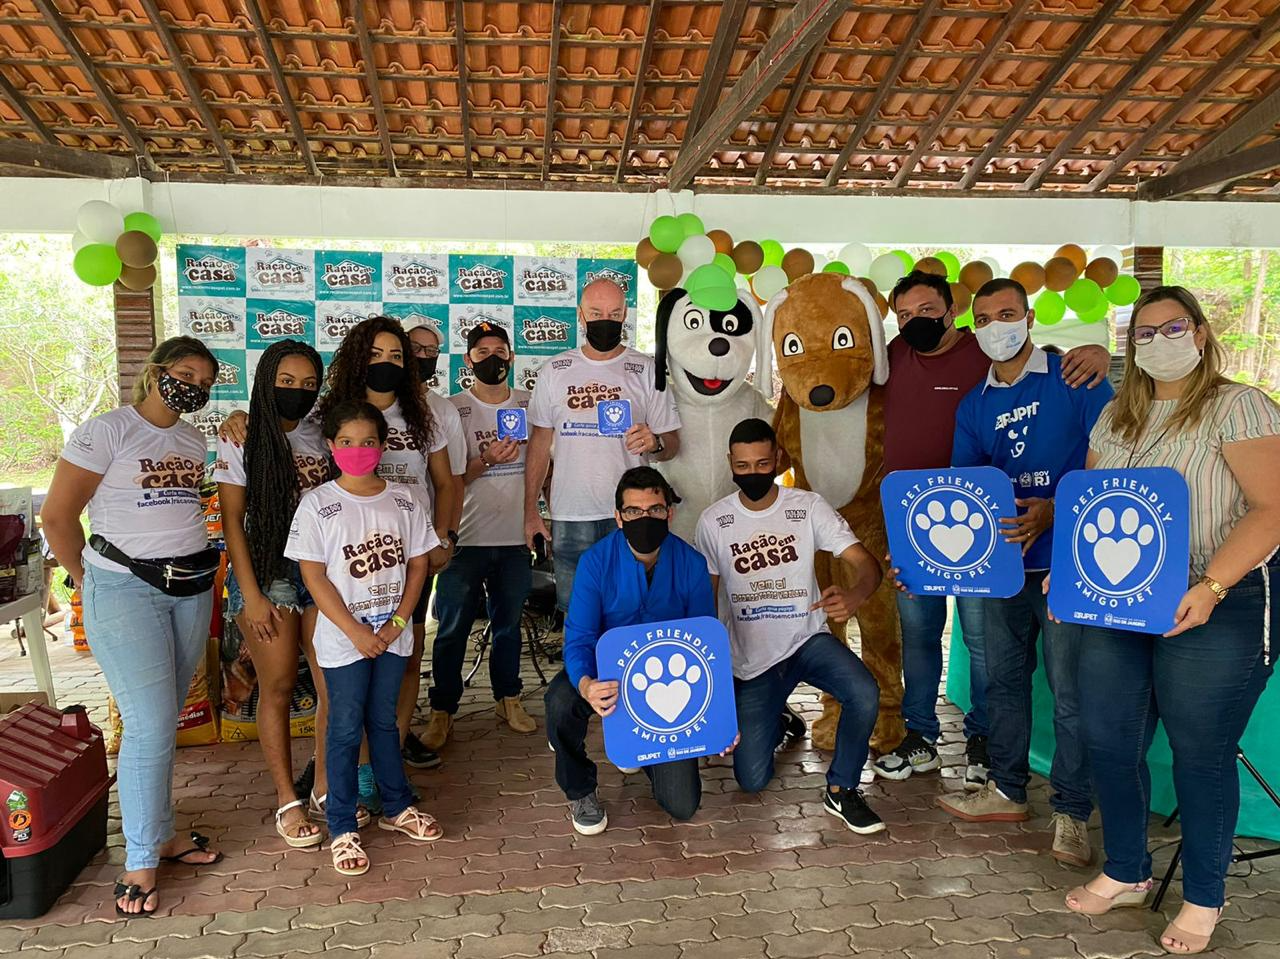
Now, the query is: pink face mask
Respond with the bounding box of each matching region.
[332,446,382,477]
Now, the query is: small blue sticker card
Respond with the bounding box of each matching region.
[596,616,738,768]
[496,407,528,441]
[880,466,1026,598]
[597,398,632,436]
[1049,467,1190,635]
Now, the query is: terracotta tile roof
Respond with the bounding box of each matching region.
[0,0,1278,194]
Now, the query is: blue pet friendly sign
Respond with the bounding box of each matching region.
[596,617,738,768]
[881,467,1025,597]
[1049,467,1190,634]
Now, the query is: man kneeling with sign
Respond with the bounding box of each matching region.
[547,467,722,834]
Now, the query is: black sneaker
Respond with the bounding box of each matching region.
[292,756,315,802]
[823,788,886,834]
[781,703,807,744]
[872,731,941,781]
[964,734,990,791]
[402,731,443,770]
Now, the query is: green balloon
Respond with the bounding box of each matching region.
[1034,290,1066,326]
[935,251,961,282]
[649,215,684,254]
[676,213,706,238]
[1077,299,1111,324]
[1106,274,1141,306]
[713,252,736,276]
[1064,277,1103,313]
[123,211,162,243]
[760,239,784,267]
[822,260,850,275]
[891,249,915,272]
[74,243,123,286]
[954,308,974,330]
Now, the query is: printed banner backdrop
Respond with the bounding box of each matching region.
[596,617,738,769]
[1048,467,1191,634]
[880,467,1025,598]
[176,244,638,453]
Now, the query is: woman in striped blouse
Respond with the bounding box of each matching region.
[1061,286,1280,954]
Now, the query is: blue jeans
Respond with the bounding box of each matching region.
[734,633,880,791]
[225,560,312,616]
[322,653,414,835]
[983,571,1091,820]
[82,564,213,871]
[431,545,532,712]
[897,593,988,742]
[1080,562,1276,908]
[551,518,616,612]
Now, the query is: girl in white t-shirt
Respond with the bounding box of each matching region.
[214,339,331,851]
[42,336,223,917]
[285,399,444,876]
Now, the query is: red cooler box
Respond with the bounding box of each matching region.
[0,703,113,919]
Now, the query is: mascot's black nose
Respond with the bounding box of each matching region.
[809,384,835,407]
[708,337,730,357]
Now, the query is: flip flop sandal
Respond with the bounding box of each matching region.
[113,881,158,918]
[1066,878,1152,915]
[330,831,369,877]
[377,806,443,843]
[159,831,224,867]
[275,799,324,848]
[309,791,371,829]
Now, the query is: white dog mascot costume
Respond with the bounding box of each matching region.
[653,287,774,542]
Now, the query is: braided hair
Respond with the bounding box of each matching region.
[244,339,327,589]
[315,315,434,455]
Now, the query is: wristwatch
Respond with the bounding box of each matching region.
[651,434,665,455]
[1198,575,1229,604]
[447,530,460,547]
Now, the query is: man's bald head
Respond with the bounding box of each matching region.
[580,279,627,322]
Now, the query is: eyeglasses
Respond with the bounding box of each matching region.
[972,310,1027,330]
[1131,316,1195,345]
[619,505,670,521]
[412,344,441,358]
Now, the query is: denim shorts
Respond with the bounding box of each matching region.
[225,560,313,616]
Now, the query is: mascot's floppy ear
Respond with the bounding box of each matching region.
[754,287,789,402]
[654,287,686,393]
[840,276,889,386]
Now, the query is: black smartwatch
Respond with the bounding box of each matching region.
[447,530,459,547]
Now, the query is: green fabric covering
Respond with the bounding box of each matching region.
[946,623,1280,842]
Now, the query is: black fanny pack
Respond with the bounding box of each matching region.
[89,534,220,597]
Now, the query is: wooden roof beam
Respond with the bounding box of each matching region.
[668,0,849,191]
[454,0,473,177]
[616,0,662,184]
[957,0,1125,190]
[241,0,317,177]
[540,0,565,182]
[0,68,54,143]
[754,42,823,186]
[1164,78,1280,190]
[685,0,751,136]
[825,0,942,189]
[32,0,156,170]
[1137,136,1280,200]
[352,1,397,176]
[0,137,135,177]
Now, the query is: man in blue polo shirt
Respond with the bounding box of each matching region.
[936,278,1112,871]
[545,466,715,834]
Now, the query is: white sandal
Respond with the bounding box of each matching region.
[330,831,369,876]
[309,790,371,828]
[275,799,324,848]
[377,805,443,843]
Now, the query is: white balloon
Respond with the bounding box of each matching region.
[980,256,1003,277]
[753,265,788,300]
[1091,245,1124,268]
[869,252,906,291]
[676,233,716,269]
[838,242,872,276]
[76,200,124,245]
[71,231,91,253]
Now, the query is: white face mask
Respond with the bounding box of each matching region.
[1133,333,1202,382]
[975,317,1029,362]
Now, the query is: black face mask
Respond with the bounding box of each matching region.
[900,315,948,354]
[472,354,510,386]
[622,516,668,554]
[273,386,318,421]
[585,320,624,352]
[733,471,775,502]
[157,372,210,414]
[415,356,439,383]
[365,361,406,394]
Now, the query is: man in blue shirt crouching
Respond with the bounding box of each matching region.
[545,466,716,834]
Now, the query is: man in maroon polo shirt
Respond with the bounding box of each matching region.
[872,270,1110,786]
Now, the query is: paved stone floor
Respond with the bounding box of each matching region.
[1,620,1278,958]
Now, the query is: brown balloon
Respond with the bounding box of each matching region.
[958,260,994,293]
[1054,243,1088,274]
[118,263,157,291]
[1010,261,1046,295]
[635,237,658,268]
[950,282,972,313]
[731,240,764,276]
[1083,257,1119,288]
[647,253,683,290]
[856,277,889,317]
[115,230,158,269]
[1044,256,1079,292]
[781,248,815,281]
[915,256,947,277]
[707,229,734,256]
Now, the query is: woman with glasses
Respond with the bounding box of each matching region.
[1061,286,1280,955]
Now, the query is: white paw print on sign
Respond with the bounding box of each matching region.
[501,412,520,430]
[631,653,702,724]
[915,499,985,563]
[604,404,625,424]
[1083,506,1155,585]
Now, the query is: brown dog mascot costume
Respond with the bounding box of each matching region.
[754,272,905,755]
